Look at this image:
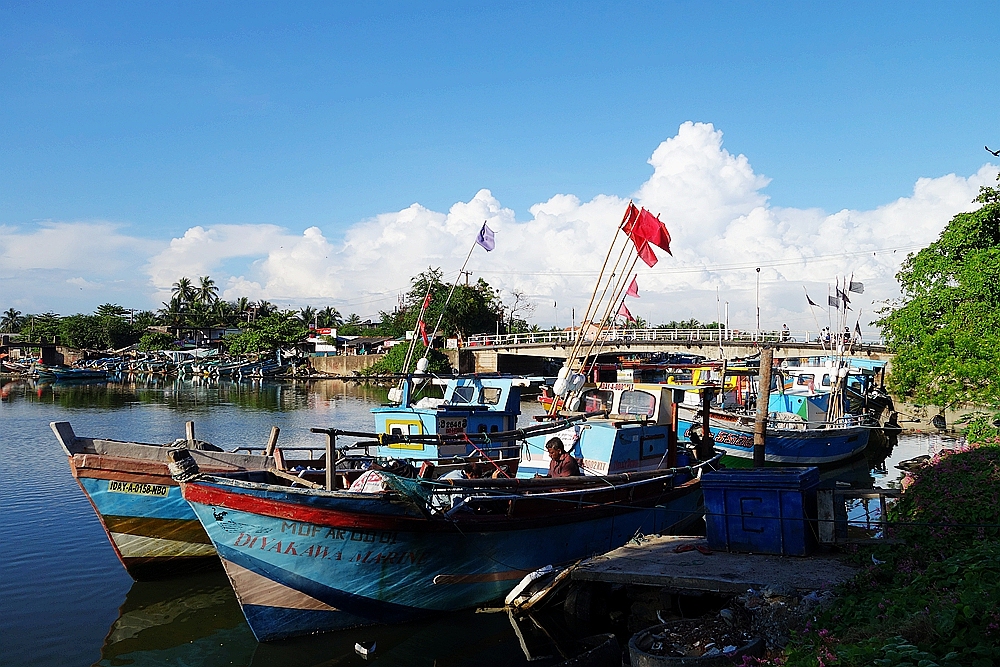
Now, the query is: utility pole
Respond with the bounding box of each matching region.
[755,268,761,341]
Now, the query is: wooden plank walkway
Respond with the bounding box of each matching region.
[573,535,857,593]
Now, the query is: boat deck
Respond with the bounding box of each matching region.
[573,535,857,593]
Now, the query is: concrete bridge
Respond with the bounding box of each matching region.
[457,328,891,374]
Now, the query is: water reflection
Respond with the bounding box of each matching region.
[96,574,570,667]
[96,571,255,666]
[0,377,396,413]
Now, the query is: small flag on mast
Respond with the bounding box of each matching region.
[617,302,636,322]
[418,320,429,345]
[854,321,863,340]
[476,222,495,251]
[849,281,865,294]
[806,292,820,307]
[626,275,640,298]
[828,295,840,308]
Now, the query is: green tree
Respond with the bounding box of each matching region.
[877,178,1000,407]
[22,312,61,343]
[406,268,502,338]
[138,331,177,351]
[226,312,309,355]
[1,308,23,333]
[171,277,196,305]
[363,341,451,375]
[317,306,342,328]
[196,276,219,305]
[340,313,364,335]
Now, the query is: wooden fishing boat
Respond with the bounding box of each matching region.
[50,421,291,579]
[173,441,721,641]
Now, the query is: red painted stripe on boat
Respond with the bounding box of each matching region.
[183,482,430,531]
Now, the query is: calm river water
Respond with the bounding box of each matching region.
[0,378,953,667]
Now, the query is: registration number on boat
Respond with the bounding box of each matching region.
[437,417,468,435]
[108,480,170,497]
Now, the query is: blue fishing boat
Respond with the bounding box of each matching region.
[545,381,870,466]
[48,376,532,578]
[49,421,281,579]
[173,438,720,641]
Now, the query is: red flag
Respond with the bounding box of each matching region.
[422,293,432,310]
[418,320,429,345]
[626,275,639,298]
[637,209,672,255]
[621,203,658,267]
[617,302,635,322]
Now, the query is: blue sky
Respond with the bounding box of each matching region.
[1,2,998,328]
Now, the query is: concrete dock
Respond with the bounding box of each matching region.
[572,535,857,593]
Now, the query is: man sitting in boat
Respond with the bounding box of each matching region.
[543,438,581,477]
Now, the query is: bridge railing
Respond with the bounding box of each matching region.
[462,328,885,349]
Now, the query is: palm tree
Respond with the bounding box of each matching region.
[344,313,362,326]
[299,306,317,327]
[255,301,275,318]
[1,308,23,333]
[171,277,196,305]
[318,306,343,328]
[159,297,186,326]
[196,276,219,305]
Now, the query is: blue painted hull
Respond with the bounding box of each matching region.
[677,416,869,465]
[182,471,707,641]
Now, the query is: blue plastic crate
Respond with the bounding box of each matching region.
[702,467,820,556]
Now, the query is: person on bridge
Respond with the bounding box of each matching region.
[781,324,790,342]
[544,438,581,477]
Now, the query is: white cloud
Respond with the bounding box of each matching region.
[3,123,997,334]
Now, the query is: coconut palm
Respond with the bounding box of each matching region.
[255,301,275,318]
[171,277,196,305]
[1,308,23,333]
[299,306,317,327]
[318,306,343,328]
[196,276,219,305]
[159,297,186,326]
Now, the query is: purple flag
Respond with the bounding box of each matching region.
[476,222,495,251]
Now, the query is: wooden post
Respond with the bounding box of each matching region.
[668,389,683,468]
[698,387,714,461]
[753,347,774,468]
[265,426,280,457]
[185,421,195,448]
[325,432,335,491]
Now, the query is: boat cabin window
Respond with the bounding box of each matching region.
[452,386,476,404]
[481,387,502,405]
[796,374,815,386]
[822,374,832,387]
[618,390,657,418]
[388,423,421,436]
[581,389,613,412]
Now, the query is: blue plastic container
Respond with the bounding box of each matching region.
[702,467,820,556]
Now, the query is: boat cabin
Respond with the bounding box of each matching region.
[371,376,526,463]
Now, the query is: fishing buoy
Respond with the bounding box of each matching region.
[568,396,581,411]
[388,387,403,403]
[568,373,586,392]
[415,357,429,374]
[557,365,570,380]
[553,378,568,395]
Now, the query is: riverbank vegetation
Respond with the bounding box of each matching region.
[877,177,1000,408]
[778,426,1000,667]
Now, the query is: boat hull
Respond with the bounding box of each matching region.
[52,421,273,579]
[73,471,216,579]
[677,409,869,465]
[181,473,706,641]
